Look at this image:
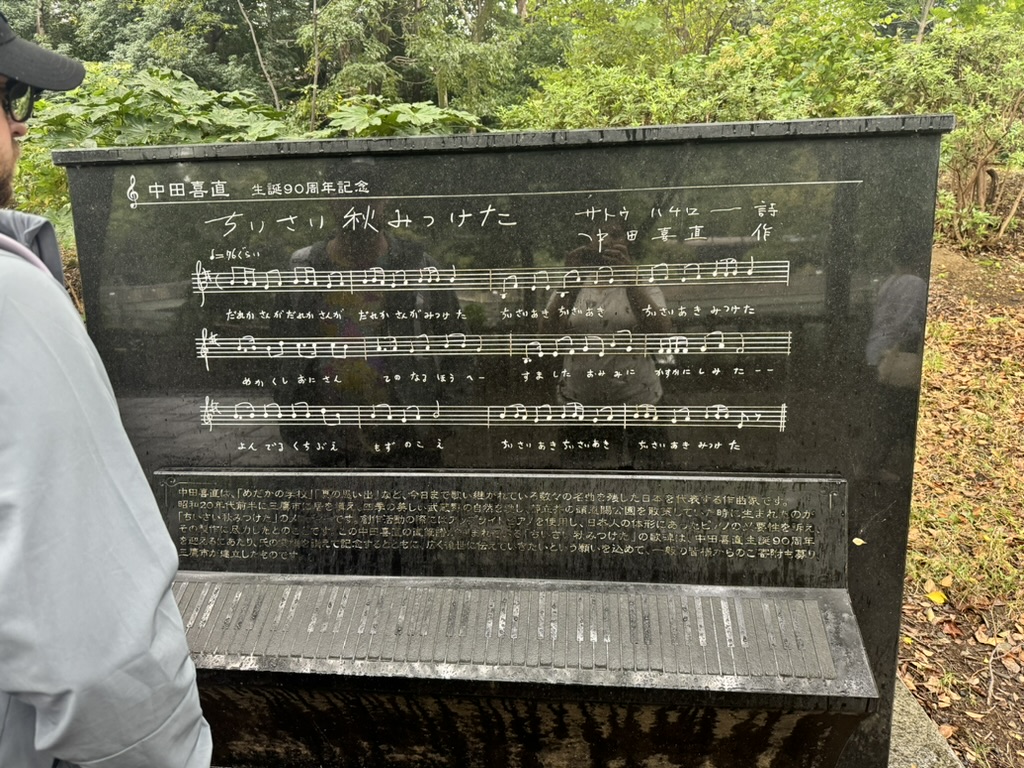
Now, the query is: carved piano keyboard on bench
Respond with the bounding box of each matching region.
[175,572,876,711]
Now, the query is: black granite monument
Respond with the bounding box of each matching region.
[54,115,953,767]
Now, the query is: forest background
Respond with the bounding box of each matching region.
[8,1,1024,765]
[10,0,1024,253]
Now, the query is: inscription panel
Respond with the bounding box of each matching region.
[160,470,845,586]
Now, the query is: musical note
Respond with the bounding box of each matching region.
[563,402,585,422]
[263,269,283,290]
[700,331,725,353]
[647,263,669,283]
[560,269,581,297]
[553,335,574,357]
[293,266,317,286]
[500,274,519,299]
[707,404,730,420]
[510,404,529,421]
[320,407,341,426]
[612,330,633,353]
[521,340,544,363]
[633,404,658,422]
[713,258,738,278]
[230,266,256,287]
[376,336,399,354]
[582,335,605,357]
[412,334,431,354]
[737,410,759,429]
[658,335,688,355]
[234,402,256,420]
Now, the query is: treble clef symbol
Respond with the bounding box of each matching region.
[127,175,139,209]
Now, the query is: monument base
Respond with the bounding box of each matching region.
[201,675,868,768]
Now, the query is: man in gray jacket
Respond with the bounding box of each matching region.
[0,12,212,768]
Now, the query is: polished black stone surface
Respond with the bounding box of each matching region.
[55,116,953,768]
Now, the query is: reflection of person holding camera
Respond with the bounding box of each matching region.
[541,224,670,406]
[275,198,470,468]
[540,224,671,469]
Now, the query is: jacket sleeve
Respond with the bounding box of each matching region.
[0,256,212,767]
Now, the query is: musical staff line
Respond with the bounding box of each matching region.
[196,329,792,370]
[200,399,788,433]
[192,259,791,305]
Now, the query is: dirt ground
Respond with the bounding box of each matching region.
[897,245,1024,768]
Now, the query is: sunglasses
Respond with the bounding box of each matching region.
[2,79,40,123]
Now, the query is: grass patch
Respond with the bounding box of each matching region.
[909,297,1024,615]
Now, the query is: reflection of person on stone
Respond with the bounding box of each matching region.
[277,195,470,467]
[864,261,928,481]
[866,264,927,389]
[539,224,671,468]
[541,223,671,406]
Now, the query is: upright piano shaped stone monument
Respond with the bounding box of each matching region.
[55,115,953,768]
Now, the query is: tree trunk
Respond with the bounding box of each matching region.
[310,0,321,131]
[237,0,281,110]
[915,0,935,44]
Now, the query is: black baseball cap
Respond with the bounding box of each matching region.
[0,11,84,91]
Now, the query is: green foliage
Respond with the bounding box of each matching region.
[503,0,896,130]
[314,96,484,137]
[8,0,1024,260]
[34,64,296,147]
[298,0,529,124]
[404,0,524,117]
[868,11,1024,247]
[503,0,897,130]
[533,0,747,69]
[14,64,298,240]
[299,0,410,103]
[739,0,896,116]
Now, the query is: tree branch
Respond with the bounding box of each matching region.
[236,0,280,110]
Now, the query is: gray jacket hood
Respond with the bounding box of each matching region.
[0,209,64,285]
